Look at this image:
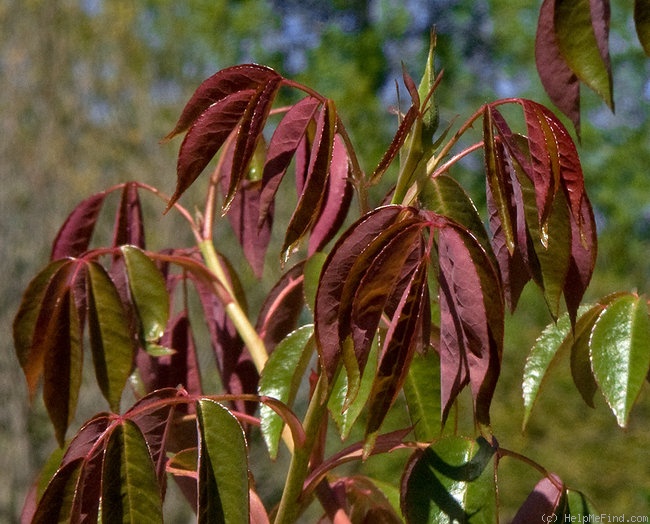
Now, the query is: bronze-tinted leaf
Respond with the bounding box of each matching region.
[51,192,107,260]
[112,182,145,249]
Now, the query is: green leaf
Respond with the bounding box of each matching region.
[197,399,249,524]
[87,262,134,412]
[636,0,650,57]
[401,436,496,523]
[590,294,650,427]
[569,305,603,407]
[554,0,613,109]
[303,252,327,313]
[121,245,169,344]
[563,489,599,520]
[329,333,379,440]
[417,29,439,144]
[101,419,163,523]
[403,350,441,442]
[258,325,314,459]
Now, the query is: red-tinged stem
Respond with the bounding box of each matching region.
[495,446,563,490]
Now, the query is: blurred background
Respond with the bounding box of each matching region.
[1,0,648,521]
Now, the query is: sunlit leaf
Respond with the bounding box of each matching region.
[330,475,403,524]
[259,325,314,459]
[87,261,135,412]
[401,436,496,524]
[51,192,107,260]
[164,64,281,140]
[636,0,650,56]
[569,305,603,407]
[554,0,613,110]
[121,246,169,344]
[590,294,650,427]
[512,474,564,523]
[535,0,581,134]
[403,350,442,442]
[563,489,599,519]
[101,419,163,523]
[197,399,249,524]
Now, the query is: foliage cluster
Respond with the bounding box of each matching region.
[12,1,650,522]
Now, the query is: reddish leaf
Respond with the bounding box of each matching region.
[308,134,353,255]
[315,206,420,381]
[370,105,419,184]
[112,182,145,249]
[329,476,402,524]
[535,0,581,135]
[283,99,337,256]
[31,458,85,524]
[437,224,504,426]
[136,312,203,396]
[225,76,283,210]
[365,263,429,445]
[255,262,305,352]
[167,89,253,211]
[259,97,322,225]
[512,474,564,523]
[51,192,107,260]
[164,64,281,140]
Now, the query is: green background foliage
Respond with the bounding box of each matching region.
[1,0,648,521]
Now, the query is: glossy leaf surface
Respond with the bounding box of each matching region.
[590,294,650,427]
[401,436,496,523]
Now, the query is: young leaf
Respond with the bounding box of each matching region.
[101,419,164,523]
[167,89,253,211]
[31,458,84,524]
[401,436,497,524]
[511,474,564,524]
[554,0,613,111]
[196,399,249,524]
[164,64,281,140]
[569,305,603,407]
[282,99,337,256]
[112,183,145,249]
[403,350,442,442]
[258,325,314,459]
[563,489,599,519]
[121,245,169,346]
[259,96,322,224]
[535,0,581,134]
[87,261,135,412]
[51,192,107,260]
[636,0,650,56]
[330,476,402,524]
[590,293,650,427]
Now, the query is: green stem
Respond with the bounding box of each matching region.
[198,239,269,373]
[273,373,330,524]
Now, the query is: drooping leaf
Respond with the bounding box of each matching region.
[554,0,613,111]
[167,89,254,211]
[365,264,429,450]
[121,246,169,346]
[87,261,135,412]
[13,259,70,397]
[535,0,581,134]
[308,133,353,255]
[403,350,442,442]
[31,458,84,524]
[636,0,650,56]
[258,325,314,459]
[196,399,249,524]
[315,206,420,382]
[101,419,164,523]
[563,489,599,519]
[259,96,322,224]
[569,305,603,407]
[112,183,145,249]
[590,293,650,427]
[51,192,107,260]
[437,223,504,426]
[401,436,497,524]
[224,75,283,210]
[256,261,305,352]
[511,474,564,524]
[282,99,337,256]
[328,332,379,440]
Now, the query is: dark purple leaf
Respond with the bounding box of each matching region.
[167,89,253,211]
[164,64,281,140]
[259,97,322,225]
[51,192,106,260]
[535,0,581,135]
[112,182,145,249]
[370,106,419,184]
[255,262,305,353]
[308,134,353,255]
